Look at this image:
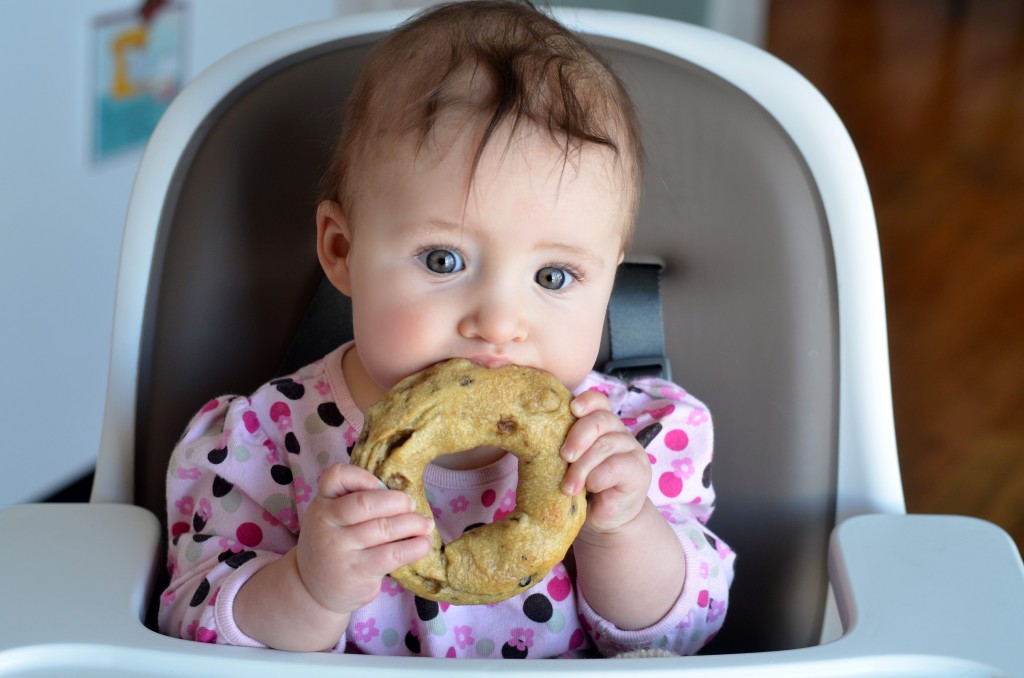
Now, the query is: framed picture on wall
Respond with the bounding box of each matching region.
[91,1,187,161]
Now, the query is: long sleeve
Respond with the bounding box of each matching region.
[158,353,734,658]
[575,373,735,656]
[158,357,359,648]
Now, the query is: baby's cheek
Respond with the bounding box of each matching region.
[356,305,441,382]
[548,346,601,393]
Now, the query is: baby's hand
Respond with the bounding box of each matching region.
[296,463,434,615]
[560,389,652,534]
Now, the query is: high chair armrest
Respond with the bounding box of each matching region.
[0,503,162,647]
[0,505,1020,676]
[826,513,1024,674]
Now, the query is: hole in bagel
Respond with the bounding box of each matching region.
[424,449,520,551]
[430,445,511,470]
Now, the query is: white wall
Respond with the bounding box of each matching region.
[0,0,349,505]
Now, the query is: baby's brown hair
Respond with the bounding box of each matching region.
[317,0,644,245]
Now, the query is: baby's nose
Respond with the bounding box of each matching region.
[458,286,528,345]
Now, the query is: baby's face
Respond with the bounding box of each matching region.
[341,124,629,395]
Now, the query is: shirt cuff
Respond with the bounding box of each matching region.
[577,521,704,654]
[212,553,278,648]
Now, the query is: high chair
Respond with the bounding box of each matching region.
[2,7,1021,676]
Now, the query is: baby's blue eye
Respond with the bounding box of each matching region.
[420,248,464,274]
[535,266,572,290]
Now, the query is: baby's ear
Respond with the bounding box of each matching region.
[316,200,354,296]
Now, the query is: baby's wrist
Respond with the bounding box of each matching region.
[236,548,350,651]
[576,498,652,546]
[291,549,361,622]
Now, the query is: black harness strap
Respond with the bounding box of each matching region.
[604,261,672,381]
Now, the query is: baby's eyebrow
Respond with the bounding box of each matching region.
[421,218,464,233]
[402,218,466,244]
[536,242,606,269]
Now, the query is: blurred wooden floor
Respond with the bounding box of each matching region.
[766,0,1024,552]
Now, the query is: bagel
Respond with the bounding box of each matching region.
[350,358,586,605]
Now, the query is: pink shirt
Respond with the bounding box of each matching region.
[159,343,734,657]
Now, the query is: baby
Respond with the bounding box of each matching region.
[160,0,734,658]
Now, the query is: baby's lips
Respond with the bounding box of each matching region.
[466,354,515,369]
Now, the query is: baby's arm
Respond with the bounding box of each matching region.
[234,463,432,651]
[160,394,296,646]
[160,387,431,652]
[561,390,686,629]
[563,378,734,655]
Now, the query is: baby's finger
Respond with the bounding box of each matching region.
[561,408,624,464]
[581,447,649,496]
[325,486,417,528]
[569,389,612,418]
[561,430,633,495]
[343,511,435,551]
[357,534,434,577]
[317,463,387,500]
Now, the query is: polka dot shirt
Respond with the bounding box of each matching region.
[160,343,734,657]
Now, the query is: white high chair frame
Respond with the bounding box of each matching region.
[1,8,1021,677]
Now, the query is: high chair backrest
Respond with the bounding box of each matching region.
[93,8,903,656]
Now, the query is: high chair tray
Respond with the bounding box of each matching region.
[0,503,1021,676]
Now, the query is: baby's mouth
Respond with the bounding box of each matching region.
[465,354,515,369]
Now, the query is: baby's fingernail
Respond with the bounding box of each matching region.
[570,401,585,417]
[562,479,577,495]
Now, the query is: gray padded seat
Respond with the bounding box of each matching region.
[135,31,837,655]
